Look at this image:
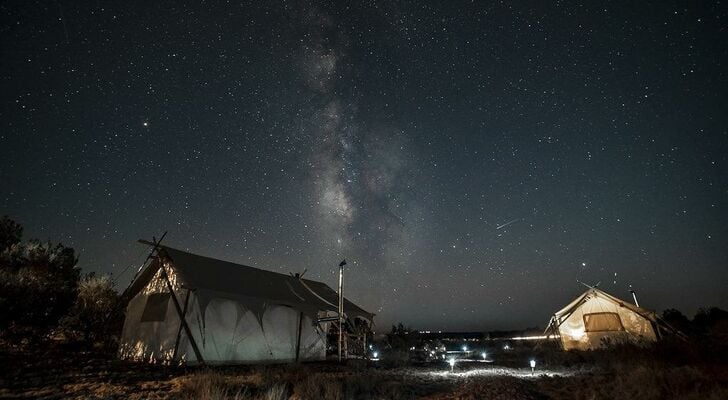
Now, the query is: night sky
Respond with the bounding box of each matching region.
[2,1,727,331]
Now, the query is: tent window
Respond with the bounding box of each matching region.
[583,312,624,332]
[141,293,171,322]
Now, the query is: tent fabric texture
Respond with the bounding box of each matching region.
[547,288,660,350]
[119,244,373,365]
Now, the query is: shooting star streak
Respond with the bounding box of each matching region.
[496,218,520,230]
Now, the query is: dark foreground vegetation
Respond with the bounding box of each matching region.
[2,215,728,399]
[1,337,728,399]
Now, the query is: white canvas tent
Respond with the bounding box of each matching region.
[119,243,373,365]
[545,287,667,350]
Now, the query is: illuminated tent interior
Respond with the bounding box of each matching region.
[545,287,678,351]
[118,243,373,365]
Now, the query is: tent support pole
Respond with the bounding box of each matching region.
[295,311,303,362]
[338,263,344,362]
[160,264,205,365]
[172,288,191,361]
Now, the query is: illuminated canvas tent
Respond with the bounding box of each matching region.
[118,243,373,364]
[545,287,668,350]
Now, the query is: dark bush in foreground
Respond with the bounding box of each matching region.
[0,222,81,342]
[538,365,728,400]
[61,274,121,348]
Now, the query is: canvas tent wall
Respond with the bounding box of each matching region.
[119,244,373,364]
[545,288,659,350]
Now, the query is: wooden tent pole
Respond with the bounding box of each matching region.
[172,288,191,361]
[160,262,205,364]
[121,232,168,300]
[295,311,304,362]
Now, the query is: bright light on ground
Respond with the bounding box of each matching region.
[423,366,573,379]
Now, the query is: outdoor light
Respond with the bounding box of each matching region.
[481,352,487,360]
[373,351,379,359]
[448,357,456,373]
[503,344,510,350]
[462,345,468,352]
[530,359,536,374]
[369,344,373,350]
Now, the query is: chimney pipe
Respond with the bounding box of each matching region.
[629,286,640,307]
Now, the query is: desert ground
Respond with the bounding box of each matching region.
[2,339,727,400]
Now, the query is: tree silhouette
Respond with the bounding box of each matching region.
[0,217,80,342]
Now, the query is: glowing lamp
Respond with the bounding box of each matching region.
[373,351,379,359]
[448,357,456,373]
[462,345,468,352]
[530,359,536,374]
[481,352,487,360]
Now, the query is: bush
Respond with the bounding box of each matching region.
[61,273,121,348]
[0,221,81,342]
[0,215,22,250]
[537,365,728,400]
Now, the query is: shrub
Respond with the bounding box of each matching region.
[60,273,121,348]
[537,365,728,400]
[0,227,81,342]
[0,216,22,250]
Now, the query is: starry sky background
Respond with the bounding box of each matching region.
[2,1,727,331]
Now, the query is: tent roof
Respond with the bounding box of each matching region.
[553,287,656,326]
[126,244,374,322]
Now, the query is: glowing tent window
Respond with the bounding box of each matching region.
[583,312,624,332]
[141,293,171,322]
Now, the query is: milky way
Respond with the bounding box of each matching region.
[1,1,727,330]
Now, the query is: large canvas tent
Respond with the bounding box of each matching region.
[545,287,674,350]
[119,243,373,364]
